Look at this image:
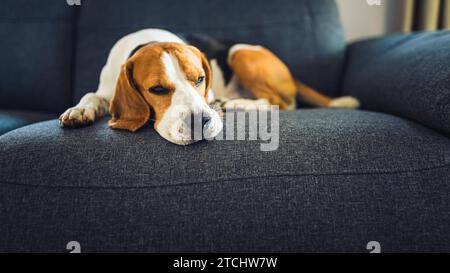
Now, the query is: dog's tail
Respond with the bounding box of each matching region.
[295,80,360,109]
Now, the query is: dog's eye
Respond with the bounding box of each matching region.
[195,76,205,87]
[149,85,169,94]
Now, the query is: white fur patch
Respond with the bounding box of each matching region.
[329,96,360,109]
[223,98,271,111]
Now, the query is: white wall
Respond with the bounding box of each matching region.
[336,0,403,42]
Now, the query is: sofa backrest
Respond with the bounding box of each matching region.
[0,0,346,114]
[0,0,76,114]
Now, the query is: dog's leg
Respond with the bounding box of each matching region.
[228,44,360,110]
[59,61,117,128]
[296,81,360,109]
[59,65,114,128]
[59,92,110,127]
[227,46,297,110]
[59,47,119,128]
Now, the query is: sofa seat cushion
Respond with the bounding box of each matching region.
[2,109,450,252]
[0,109,55,135]
[1,109,449,188]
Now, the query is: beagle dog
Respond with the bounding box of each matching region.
[59,29,359,145]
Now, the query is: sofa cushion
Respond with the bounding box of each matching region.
[1,109,449,187]
[0,0,76,114]
[1,109,450,252]
[73,0,345,101]
[342,31,450,135]
[0,109,55,135]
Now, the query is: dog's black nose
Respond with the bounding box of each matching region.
[188,112,211,130]
[188,112,212,140]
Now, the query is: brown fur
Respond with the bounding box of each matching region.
[228,46,333,109]
[228,47,297,110]
[109,42,211,132]
[295,81,332,107]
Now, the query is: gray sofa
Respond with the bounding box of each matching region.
[1,0,449,252]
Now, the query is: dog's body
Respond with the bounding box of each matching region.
[59,29,359,145]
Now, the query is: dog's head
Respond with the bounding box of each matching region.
[108,42,222,145]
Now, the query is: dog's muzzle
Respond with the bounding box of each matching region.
[156,105,223,145]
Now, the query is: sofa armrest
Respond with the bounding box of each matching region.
[342,30,450,135]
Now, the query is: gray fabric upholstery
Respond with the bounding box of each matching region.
[1,110,450,187]
[342,30,450,135]
[0,109,55,135]
[0,0,76,113]
[1,109,450,252]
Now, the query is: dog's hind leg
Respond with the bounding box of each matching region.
[227,45,297,110]
[228,44,360,110]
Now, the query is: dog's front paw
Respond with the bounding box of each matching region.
[329,96,360,109]
[59,106,96,128]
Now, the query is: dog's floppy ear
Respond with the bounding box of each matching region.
[108,61,150,132]
[189,46,212,97]
[200,52,212,94]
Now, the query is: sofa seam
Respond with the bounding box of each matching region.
[1,161,450,190]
